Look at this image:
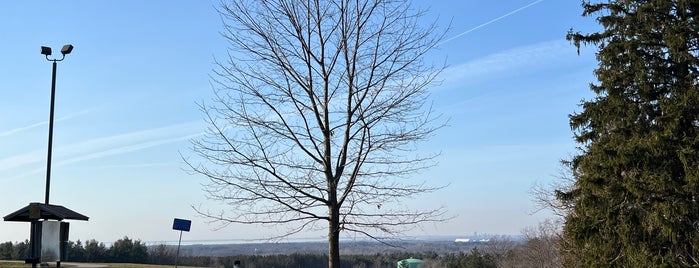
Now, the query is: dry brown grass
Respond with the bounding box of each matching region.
[0,261,25,268]
[0,261,203,268]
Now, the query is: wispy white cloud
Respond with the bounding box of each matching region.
[438,39,572,88]
[0,150,45,171]
[0,121,204,180]
[0,109,92,138]
[0,121,46,138]
[439,0,545,46]
[57,130,201,166]
[432,39,596,118]
[91,162,175,169]
[55,121,202,160]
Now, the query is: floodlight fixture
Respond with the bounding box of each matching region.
[42,44,74,61]
[60,44,73,55]
[41,46,52,56]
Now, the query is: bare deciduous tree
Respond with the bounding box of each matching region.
[529,163,576,219]
[483,235,518,262]
[186,0,447,267]
[499,219,562,268]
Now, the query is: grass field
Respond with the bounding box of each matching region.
[0,261,202,268]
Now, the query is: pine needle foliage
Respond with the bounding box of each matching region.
[562,0,699,266]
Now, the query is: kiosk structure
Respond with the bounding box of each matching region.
[4,203,89,268]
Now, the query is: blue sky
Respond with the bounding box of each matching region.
[0,1,598,243]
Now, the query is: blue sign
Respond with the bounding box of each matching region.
[173,218,191,232]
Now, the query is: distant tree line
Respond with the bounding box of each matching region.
[0,226,561,267]
[0,236,148,264]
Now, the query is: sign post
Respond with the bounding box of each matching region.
[172,218,191,268]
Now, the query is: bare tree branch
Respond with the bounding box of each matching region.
[185,1,447,266]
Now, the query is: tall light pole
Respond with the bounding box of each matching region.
[40,44,73,205]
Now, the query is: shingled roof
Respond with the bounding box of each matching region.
[4,203,89,222]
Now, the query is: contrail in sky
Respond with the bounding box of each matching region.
[0,109,92,138]
[0,121,45,138]
[0,121,203,182]
[439,0,545,45]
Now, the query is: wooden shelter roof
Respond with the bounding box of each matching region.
[4,203,89,222]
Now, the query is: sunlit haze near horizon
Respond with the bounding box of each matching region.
[0,1,598,243]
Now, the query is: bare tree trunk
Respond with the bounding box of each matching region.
[328,204,340,268]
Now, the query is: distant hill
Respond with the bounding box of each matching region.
[176,238,519,256]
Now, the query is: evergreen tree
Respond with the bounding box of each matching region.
[562,0,699,266]
[107,236,148,263]
[11,241,28,261]
[83,239,107,262]
[0,242,12,260]
[67,240,86,262]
